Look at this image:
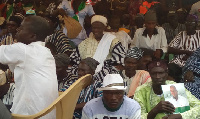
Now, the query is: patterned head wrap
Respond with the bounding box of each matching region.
[147,60,168,71]
[54,53,70,67]
[81,57,100,71]
[126,47,144,60]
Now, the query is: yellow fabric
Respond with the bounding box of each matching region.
[119,28,130,33]
[78,34,119,59]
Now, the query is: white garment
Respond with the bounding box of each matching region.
[82,96,141,119]
[114,30,132,52]
[0,42,58,119]
[93,33,116,72]
[165,95,189,108]
[131,27,168,53]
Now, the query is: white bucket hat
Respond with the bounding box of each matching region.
[98,74,126,91]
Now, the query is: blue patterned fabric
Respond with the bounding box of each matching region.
[183,47,200,100]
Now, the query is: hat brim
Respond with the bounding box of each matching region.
[98,86,127,91]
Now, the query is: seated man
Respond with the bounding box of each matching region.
[82,74,141,119]
[134,60,200,119]
[131,10,168,59]
[77,15,125,73]
[121,47,151,97]
[168,14,200,82]
[0,16,58,118]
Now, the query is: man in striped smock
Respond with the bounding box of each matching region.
[168,14,200,82]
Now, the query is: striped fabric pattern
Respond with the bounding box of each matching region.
[169,30,200,67]
[46,30,73,54]
[162,23,186,44]
[2,83,15,106]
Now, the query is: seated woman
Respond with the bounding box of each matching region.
[183,47,200,100]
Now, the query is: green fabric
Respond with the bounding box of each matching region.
[134,80,200,119]
[72,1,85,21]
[6,4,13,20]
[175,106,190,113]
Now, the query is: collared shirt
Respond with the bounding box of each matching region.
[131,26,168,53]
[169,30,200,67]
[0,42,58,119]
[134,80,200,119]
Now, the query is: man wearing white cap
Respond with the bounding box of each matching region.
[78,15,125,73]
[81,74,141,119]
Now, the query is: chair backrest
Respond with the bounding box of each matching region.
[12,74,92,119]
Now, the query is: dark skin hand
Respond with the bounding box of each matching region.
[162,114,182,119]
[184,70,195,82]
[147,101,175,119]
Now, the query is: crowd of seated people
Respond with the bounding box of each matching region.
[0,0,200,119]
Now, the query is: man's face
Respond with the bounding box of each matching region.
[145,21,157,31]
[170,86,178,98]
[78,62,93,78]
[103,90,124,110]
[16,18,35,44]
[149,67,168,86]
[168,15,178,28]
[185,18,197,33]
[124,57,138,73]
[92,22,105,40]
[7,21,18,33]
[138,55,152,70]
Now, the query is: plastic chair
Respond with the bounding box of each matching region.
[12,74,92,119]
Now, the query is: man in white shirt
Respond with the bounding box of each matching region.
[131,10,168,58]
[166,85,189,108]
[82,74,141,119]
[0,16,58,119]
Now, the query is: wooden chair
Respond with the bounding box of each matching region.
[12,74,92,119]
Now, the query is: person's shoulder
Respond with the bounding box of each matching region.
[135,81,152,92]
[156,26,165,32]
[84,97,102,108]
[123,96,141,115]
[124,96,140,106]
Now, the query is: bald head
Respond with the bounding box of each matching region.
[25,16,52,41]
